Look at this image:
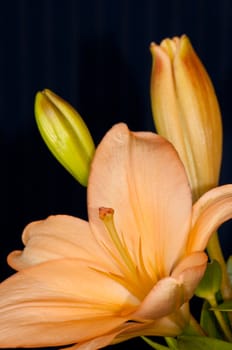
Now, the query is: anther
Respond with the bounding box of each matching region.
[99,207,114,220]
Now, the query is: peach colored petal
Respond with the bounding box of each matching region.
[69,303,191,350]
[8,215,117,273]
[171,252,208,300]
[113,303,190,343]
[88,123,192,284]
[61,332,121,350]
[131,277,184,320]
[0,259,139,348]
[187,185,232,252]
[63,305,190,350]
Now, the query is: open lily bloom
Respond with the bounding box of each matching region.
[0,123,232,349]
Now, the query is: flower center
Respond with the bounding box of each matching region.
[98,207,155,300]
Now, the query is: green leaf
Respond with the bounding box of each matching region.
[165,337,179,349]
[141,337,169,350]
[211,300,232,312]
[177,335,232,350]
[195,260,222,299]
[200,300,223,338]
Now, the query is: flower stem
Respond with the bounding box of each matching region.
[208,294,232,342]
[207,231,232,300]
[182,314,205,336]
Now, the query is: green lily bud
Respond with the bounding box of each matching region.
[35,89,95,186]
[195,260,222,300]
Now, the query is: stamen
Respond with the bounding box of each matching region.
[99,207,136,273]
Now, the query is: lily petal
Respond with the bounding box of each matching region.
[113,303,190,342]
[70,303,191,350]
[88,123,192,283]
[0,259,139,348]
[61,332,120,350]
[8,215,113,271]
[171,252,208,300]
[131,277,184,320]
[65,306,190,350]
[187,185,232,252]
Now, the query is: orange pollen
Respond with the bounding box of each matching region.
[99,207,114,220]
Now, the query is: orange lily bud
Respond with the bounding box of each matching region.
[150,35,222,201]
[35,89,95,186]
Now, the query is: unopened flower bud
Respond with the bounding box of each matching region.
[35,89,95,186]
[150,35,222,201]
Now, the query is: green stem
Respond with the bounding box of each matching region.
[141,336,169,350]
[183,315,206,336]
[208,294,232,342]
[207,231,232,300]
[190,315,205,336]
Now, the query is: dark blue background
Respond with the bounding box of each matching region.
[1,1,232,349]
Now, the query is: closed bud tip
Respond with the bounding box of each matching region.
[34,89,95,186]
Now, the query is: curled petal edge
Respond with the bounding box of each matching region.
[187,185,232,252]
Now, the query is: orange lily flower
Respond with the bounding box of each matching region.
[0,123,232,349]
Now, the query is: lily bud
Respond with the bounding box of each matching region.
[35,89,95,186]
[150,35,222,201]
